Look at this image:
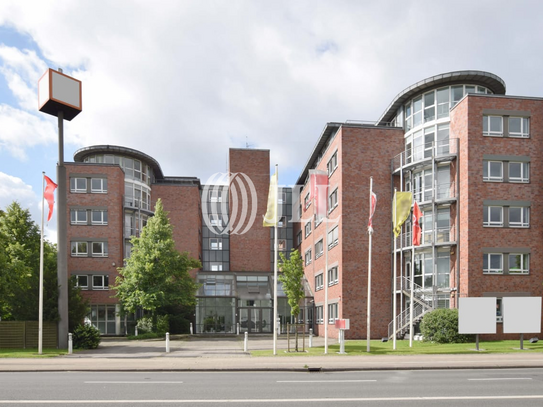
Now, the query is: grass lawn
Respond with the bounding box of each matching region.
[0,348,69,358]
[251,339,543,356]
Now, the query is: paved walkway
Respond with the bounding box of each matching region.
[1,335,543,372]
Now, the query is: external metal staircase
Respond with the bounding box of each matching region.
[388,277,434,340]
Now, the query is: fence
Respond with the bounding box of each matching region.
[0,321,57,348]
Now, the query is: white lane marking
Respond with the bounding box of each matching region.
[2,395,543,403]
[84,381,183,384]
[277,380,376,383]
[468,378,533,381]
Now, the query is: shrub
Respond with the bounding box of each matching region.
[420,308,473,343]
[155,315,170,336]
[136,317,154,334]
[72,324,101,349]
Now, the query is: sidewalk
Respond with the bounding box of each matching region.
[1,335,543,372]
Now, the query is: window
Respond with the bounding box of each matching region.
[278,216,286,228]
[210,263,223,271]
[91,210,108,225]
[483,253,503,274]
[315,240,324,259]
[304,249,312,266]
[315,274,323,291]
[75,275,88,289]
[70,209,87,225]
[210,214,223,226]
[297,231,302,246]
[92,242,108,257]
[436,87,450,119]
[405,102,412,131]
[315,306,323,324]
[496,298,503,322]
[509,162,529,183]
[327,151,338,176]
[508,117,529,138]
[483,206,503,227]
[92,275,109,290]
[278,239,286,251]
[483,161,503,181]
[412,96,422,128]
[328,226,339,249]
[70,178,87,193]
[305,220,312,237]
[483,115,503,136]
[91,178,107,193]
[71,242,88,257]
[423,91,435,123]
[328,266,338,285]
[278,192,286,204]
[210,238,222,250]
[328,303,338,324]
[209,190,222,202]
[508,253,529,274]
[328,188,338,211]
[304,192,311,209]
[509,207,529,228]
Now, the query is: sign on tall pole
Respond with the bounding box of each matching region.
[39,68,82,348]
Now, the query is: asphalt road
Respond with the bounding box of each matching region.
[1,368,543,406]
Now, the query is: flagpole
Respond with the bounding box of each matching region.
[39,172,45,355]
[393,188,397,350]
[410,198,415,348]
[367,177,373,353]
[324,213,329,354]
[273,164,278,356]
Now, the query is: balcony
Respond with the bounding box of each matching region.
[124,197,152,212]
[396,226,456,249]
[392,138,458,173]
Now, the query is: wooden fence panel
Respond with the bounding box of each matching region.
[0,321,58,348]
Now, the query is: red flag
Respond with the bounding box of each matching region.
[44,175,58,222]
[368,191,377,233]
[412,201,423,246]
[309,169,328,221]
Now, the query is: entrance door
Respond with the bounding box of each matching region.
[239,308,272,333]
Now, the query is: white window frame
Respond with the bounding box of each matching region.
[209,190,222,203]
[328,188,338,212]
[90,178,107,193]
[508,162,529,183]
[305,221,312,237]
[297,231,302,246]
[483,161,503,182]
[508,117,529,138]
[92,275,109,290]
[509,207,529,228]
[91,209,108,225]
[328,266,338,286]
[328,226,339,250]
[315,274,323,291]
[75,275,88,289]
[70,209,88,225]
[483,115,503,136]
[304,249,312,266]
[210,263,223,271]
[71,241,88,257]
[70,177,87,193]
[278,216,286,228]
[210,214,223,226]
[304,192,311,209]
[483,253,503,274]
[483,206,503,227]
[327,151,338,176]
[210,238,222,250]
[315,239,324,259]
[91,242,108,257]
[508,253,529,274]
[328,302,338,324]
[315,306,323,324]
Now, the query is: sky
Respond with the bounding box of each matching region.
[1,0,543,244]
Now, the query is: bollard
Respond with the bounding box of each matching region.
[166,332,170,353]
[190,322,193,335]
[244,331,248,352]
[68,333,73,354]
[237,322,240,335]
[339,330,346,354]
[135,326,138,337]
[309,328,313,348]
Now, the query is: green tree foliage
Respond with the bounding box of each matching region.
[420,308,474,343]
[73,323,101,349]
[113,199,200,329]
[278,249,305,319]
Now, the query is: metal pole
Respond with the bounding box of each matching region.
[367,177,373,353]
[393,188,397,350]
[38,173,45,355]
[324,215,329,354]
[273,164,278,355]
[57,111,69,349]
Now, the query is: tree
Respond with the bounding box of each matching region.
[113,199,200,331]
[278,248,305,351]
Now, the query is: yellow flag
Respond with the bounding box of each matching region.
[393,191,412,237]
[263,171,278,227]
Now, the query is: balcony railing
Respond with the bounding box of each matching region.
[124,197,151,211]
[392,138,458,171]
[396,226,455,249]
